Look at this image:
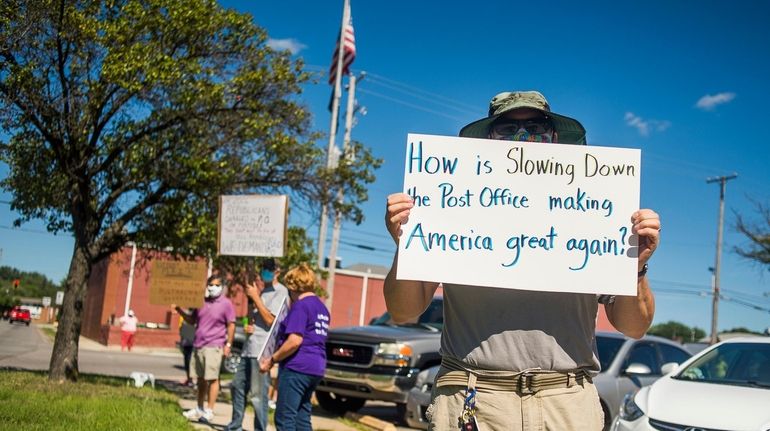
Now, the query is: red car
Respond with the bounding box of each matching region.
[8,307,31,326]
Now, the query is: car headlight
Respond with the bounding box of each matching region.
[618,392,644,422]
[373,343,413,367]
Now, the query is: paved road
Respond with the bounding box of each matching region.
[0,321,186,380]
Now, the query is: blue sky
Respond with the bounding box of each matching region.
[2,0,770,334]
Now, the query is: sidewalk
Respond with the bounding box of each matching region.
[177,382,360,431]
[38,324,182,357]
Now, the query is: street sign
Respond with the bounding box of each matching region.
[42,296,51,307]
[55,291,64,305]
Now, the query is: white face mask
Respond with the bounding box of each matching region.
[205,284,223,299]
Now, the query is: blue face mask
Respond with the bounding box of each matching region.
[261,270,275,283]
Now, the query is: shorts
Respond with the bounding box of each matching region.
[426,381,604,431]
[191,346,223,381]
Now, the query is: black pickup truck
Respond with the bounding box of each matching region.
[315,297,443,422]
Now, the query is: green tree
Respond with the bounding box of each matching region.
[735,201,770,268]
[648,321,706,342]
[0,266,61,299]
[0,0,379,381]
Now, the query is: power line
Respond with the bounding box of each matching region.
[305,65,479,116]
[0,225,69,236]
[365,75,478,116]
[357,88,467,122]
[654,285,770,314]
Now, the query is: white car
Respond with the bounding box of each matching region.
[612,337,770,431]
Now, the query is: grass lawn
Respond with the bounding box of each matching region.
[0,369,193,431]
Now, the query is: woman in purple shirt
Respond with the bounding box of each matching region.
[260,263,329,431]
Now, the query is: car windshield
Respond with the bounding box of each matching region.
[370,299,443,331]
[596,335,626,371]
[673,342,770,388]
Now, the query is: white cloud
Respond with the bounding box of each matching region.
[695,92,736,111]
[624,112,671,137]
[266,38,307,55]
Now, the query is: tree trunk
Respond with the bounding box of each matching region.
[48,243,92,382]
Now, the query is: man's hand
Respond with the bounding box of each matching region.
[244,324,255,335]
[224,344,231,357]
[632,209,661,270]
[259,357,272,373]
[385,193,414,244]
[245,280,265,303]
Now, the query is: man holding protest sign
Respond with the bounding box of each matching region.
[384,91,660,430]
[225,258,288,431]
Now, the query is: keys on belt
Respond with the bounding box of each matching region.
[459,387,479,431]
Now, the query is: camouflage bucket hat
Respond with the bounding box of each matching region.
[459,91,587,145]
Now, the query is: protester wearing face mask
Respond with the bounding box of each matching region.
[225,258,288,431]
[176,274,236,423]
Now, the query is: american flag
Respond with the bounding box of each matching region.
[328,8,356,85]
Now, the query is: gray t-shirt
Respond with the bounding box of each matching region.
[441,283,600,374]
[242,282,289,358]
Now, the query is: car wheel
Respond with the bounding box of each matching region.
[396,402,408,425]
[25,321,30,326]
[315,391,366,415]
[222,354,241,374]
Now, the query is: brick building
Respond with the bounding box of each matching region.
[80,245,389,348]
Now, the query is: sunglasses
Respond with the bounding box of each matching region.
[490,117,553,137]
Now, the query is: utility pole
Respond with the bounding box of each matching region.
[326,72,364,309]
[706,173,737,344]
[317,0,351,270]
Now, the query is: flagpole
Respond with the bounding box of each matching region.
[326,73,357,311]
[318,0,350,270]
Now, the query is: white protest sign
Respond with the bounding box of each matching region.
[396,134,641,296]
[218,195,288,257]
[258,298,289,362]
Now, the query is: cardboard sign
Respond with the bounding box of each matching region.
[218,195,288,257]
[396,134,641,296]
[258,298,289,362]
[149,260,207,308]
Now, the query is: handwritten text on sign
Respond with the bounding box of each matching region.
[218,195,288,257]
[396,134,641,296]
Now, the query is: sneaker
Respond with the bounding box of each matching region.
[182,407,203,420]
[200,408,214,423]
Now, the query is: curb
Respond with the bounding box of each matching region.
[344,412,397,431]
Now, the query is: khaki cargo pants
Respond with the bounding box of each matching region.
[426,382,605,431]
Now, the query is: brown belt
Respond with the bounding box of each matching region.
[435,356,591,395]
